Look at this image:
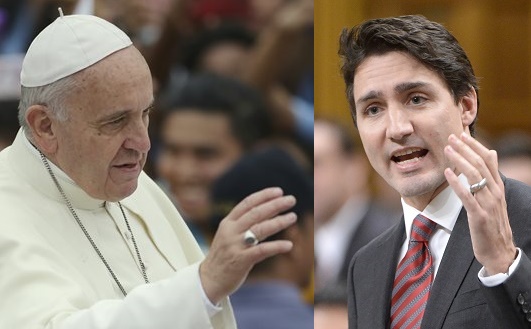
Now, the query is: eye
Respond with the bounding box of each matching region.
[98,115,127,135]
[365,105,381,116]
[410,95,426,105]
[143,106,153,117]
[108,117,125,126]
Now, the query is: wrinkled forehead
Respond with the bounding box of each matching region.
[62,49,153,118]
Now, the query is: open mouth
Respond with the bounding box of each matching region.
[118,163,136,168]
[116,163,138,169]
[391,148,429,164]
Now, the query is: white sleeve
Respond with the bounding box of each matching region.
[58,263,216,329]
[198,269,223,318]
[478,248,522,287]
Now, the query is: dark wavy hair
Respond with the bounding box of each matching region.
[160,72,272,149]
[338,15,479,135]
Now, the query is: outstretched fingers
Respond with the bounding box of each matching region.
[225,187,285,221]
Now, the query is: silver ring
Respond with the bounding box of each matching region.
[243,229,259,246]
[469,177,487,194]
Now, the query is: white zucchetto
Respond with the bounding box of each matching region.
[21,10,132,87]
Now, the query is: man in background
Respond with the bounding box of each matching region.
[314,117,396,289]
[155,72,272,250]
[209,147,314,329]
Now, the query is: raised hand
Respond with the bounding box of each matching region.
[444,133,517,275]
[199,187,297,304]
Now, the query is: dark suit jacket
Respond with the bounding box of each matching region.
[347,177,531,329]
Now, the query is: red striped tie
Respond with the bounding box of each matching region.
[390,214,437,329]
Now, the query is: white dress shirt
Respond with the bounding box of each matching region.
[399,174,520,286]
[315,196,369,287]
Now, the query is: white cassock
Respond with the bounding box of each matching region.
[0,129,236,329]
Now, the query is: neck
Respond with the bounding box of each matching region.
[403,181,449,211]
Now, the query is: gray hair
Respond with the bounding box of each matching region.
[18,74,79,138]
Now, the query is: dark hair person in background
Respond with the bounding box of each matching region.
[314,117,397,290]
[155,72,272,250]
[208,146,313,329]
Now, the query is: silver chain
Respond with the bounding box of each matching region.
[39,151,149,296]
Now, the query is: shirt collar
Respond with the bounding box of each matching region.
[401,174,467,241]
[20,129,105,209]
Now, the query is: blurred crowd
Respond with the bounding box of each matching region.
[0,0,313,328]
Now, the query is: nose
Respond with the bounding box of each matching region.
[123,118,151,153]
[386,105,414,141]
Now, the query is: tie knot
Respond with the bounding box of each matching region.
[410,214,436,242]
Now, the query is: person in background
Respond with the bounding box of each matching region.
[495,131,531,186]
[314,117,397,290]
[0,12,298,328]
[314,283,349,329]
[180,22,255,80]
[155,72,272,250]
[209,146,314,329]
[148,0,314,152]
[339,15,531,328]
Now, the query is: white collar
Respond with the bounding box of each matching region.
[15,129,105,209]
[401,174,468,241]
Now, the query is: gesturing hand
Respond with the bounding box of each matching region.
[199,187,297,304]
[444,133,517,275]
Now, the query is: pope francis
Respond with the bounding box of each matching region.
[0,10,298,329]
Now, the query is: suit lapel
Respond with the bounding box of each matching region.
[360,219,405,329]
[421,207,475,329]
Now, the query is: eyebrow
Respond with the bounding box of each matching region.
[394,81,429,94]
[355,90,383,108]
[355,81,430,108]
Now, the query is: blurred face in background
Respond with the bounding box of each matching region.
[314,121,368,226]
[198,42,252,79]
[157,110,243,225]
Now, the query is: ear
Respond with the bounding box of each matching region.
[459,87,478,128]
[25,105,58,154]
[283,216,313,255]
[279,224,301,260]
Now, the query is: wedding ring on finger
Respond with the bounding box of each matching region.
[243,229,259,246]
[469,177,487,195]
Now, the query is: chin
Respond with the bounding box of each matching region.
[397,174,445,198]
[109,183,139,202]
